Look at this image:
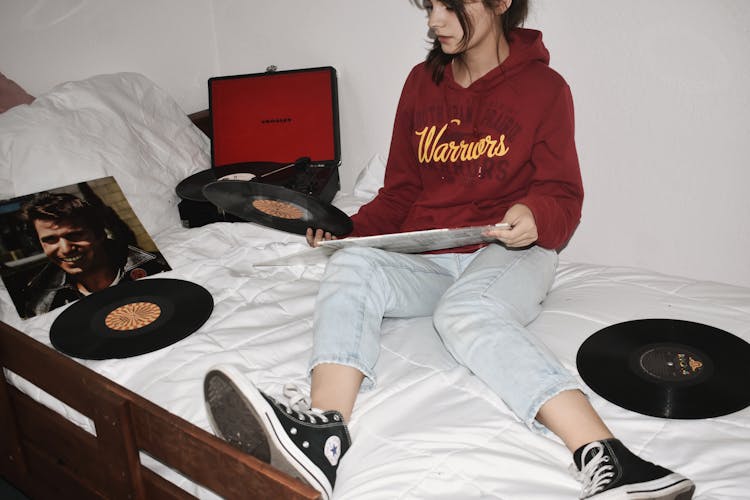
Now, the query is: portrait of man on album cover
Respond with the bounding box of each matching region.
[0,176,171,319]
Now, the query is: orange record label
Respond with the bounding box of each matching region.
[252,199,304,220]
[105,301,162,331]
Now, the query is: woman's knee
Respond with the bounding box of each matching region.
[433,293,531,355]
[433,296,492,344]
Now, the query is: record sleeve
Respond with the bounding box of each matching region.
[254,223,512,266]
[318,223,510,254]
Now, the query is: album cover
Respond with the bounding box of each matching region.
[256,223,512,267]
[318,223,511,254]
[0,177,171,319]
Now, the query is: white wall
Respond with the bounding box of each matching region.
[530,1,750,288]
[0,0,218,111]
[2,0,749,287]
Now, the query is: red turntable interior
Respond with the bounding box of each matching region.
[209,66,340,168]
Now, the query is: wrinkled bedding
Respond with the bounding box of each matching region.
[1,73,748,499]
[6,219,750,499]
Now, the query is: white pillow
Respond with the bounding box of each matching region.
[352,153,386,200]
[0,72,209,236]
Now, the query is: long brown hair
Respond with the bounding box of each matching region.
[413,0,529,84]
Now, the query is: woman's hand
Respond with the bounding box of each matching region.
[482,203,538,248]
[306,228,336,247]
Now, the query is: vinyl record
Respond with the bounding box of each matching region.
[576,319,750,419]
[202,180,352,236]
[177,165,267,202]
[50,278,213,360]
[176,158,313,202]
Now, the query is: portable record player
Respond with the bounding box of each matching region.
[177,66,342,228]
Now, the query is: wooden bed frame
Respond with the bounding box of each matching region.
[0,111,320,500]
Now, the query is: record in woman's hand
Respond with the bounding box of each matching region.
[202,180,352,236]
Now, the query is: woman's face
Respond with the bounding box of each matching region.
[424,1,502,56]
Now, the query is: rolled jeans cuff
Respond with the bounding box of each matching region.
[308,355,377,392]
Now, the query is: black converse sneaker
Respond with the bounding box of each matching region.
[571,439,695,499]
[204,365,351,500]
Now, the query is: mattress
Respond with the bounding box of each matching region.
[1,73,748,499]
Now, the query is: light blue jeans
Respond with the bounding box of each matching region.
[309,243,580,431]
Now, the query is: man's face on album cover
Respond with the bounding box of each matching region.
[33,217,107,276]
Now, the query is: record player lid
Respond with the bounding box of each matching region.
[208,66,340,169]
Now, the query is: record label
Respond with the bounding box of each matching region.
[104,301,162,331]
[251,199,305,220]
[576,319,750,419]
[220,172,256,182]
[50,278,213,360]
[632,342,710,384]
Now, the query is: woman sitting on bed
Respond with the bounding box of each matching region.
[204,1,695,499]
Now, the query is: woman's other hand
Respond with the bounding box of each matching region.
[482,203,538,248]
[306,228,336,247]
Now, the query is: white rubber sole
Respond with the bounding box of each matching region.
[204,364,332,500]
[587,473,695,499]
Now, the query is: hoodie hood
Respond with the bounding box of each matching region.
[445,28,550,91]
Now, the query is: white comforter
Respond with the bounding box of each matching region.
[5,212,750,499]
[1,73,748,499]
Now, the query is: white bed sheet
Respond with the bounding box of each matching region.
[1,73,748,499]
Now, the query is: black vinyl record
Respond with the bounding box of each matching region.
[576,319,750,419]
[202,180,352,236]
[176,163,276,202]
[50,278,213,360]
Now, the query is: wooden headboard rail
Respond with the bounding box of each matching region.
[0,321,319,499]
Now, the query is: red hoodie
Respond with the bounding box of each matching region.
[350,28,583,251]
